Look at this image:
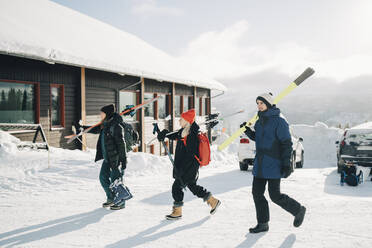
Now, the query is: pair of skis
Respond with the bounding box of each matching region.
[218,67,315,151]
[145,110,245,146]
[64,95,161,144]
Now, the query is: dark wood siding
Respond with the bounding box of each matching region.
[84,69,141,148]
[196,87,209,97]
[0,54,80,149]
[144,79,171,94]
[175,84,193,95]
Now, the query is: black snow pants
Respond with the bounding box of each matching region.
[252,177,301,223]
[172,179,210,206]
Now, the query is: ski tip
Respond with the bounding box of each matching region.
[294,67,315,86]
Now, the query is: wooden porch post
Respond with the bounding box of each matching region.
[139,77,146,152]
[193,86,197,112]
[171,83,176,154]
[81,67,87,151]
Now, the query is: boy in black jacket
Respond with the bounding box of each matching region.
[157,109,221,220]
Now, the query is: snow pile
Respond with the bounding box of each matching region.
[126,152,172,177]
[0,130,20,159]
[291,122,343,164]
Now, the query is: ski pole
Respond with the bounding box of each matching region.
[218,67,315,151]
[152,123,186,188]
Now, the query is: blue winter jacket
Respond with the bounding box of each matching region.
[245,107,293,179]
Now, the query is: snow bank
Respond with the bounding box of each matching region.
[0,130,20,159]
[291,122,343,165]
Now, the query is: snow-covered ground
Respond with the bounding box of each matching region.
[1,124,372,248]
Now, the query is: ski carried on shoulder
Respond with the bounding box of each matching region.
[64,95,161,144]
[218,67,315,151]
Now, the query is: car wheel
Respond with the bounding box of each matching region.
[296,151,304,168]
[239,162,249,171]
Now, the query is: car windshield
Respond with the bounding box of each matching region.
[346,130,372,142]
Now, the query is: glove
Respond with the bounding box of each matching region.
[157,129,169,142]
[72,120,84,133]
[241,122,254,135]
[123,105,136,117]
[281,166,292,178]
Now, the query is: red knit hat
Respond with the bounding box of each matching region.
[181,109,196,124]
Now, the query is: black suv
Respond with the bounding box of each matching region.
[336,128,372,173]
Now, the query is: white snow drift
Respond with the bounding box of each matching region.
[1,125,371,248]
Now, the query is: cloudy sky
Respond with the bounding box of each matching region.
[52,0,372,126]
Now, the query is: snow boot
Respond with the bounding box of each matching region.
[102,199,114,208]
[206,195,221,215]
[249,223,269,233]
[294,206,306,227]
[110,200,125,210]
[166,206,182,220]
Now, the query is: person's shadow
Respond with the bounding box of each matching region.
[105,216,210,247]
[279,233,296,248]
[0,208,111,247]
[142,169,253,205]
[235,233,296,248]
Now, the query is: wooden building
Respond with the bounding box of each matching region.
[0,0,226,155]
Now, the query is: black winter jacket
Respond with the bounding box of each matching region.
[85,113,127,169]
[167,122,200,185]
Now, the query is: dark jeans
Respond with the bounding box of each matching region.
[99,160,121,200]
[172,179,210,206]
[252,177,301,223]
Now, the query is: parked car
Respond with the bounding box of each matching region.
[238,127,304,171]
[336,127,372,173]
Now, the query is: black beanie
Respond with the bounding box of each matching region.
[100,104,115,118]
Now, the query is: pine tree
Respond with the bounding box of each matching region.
[0,90,6,110]
[22,89,28,110]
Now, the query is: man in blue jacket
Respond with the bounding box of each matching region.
[241,93,306,233]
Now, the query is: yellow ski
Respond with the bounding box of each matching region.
[218,67,315,151]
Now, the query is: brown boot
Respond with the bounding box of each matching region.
[165,206,182,220]
[206,195,221,215]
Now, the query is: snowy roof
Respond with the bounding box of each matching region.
[0,0,226,91]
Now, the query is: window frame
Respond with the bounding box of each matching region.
[174,95,182,117]
[49,83,65,129]
[119,89,139,122]
[144,92,156,119]
[0,79,40,124]
[154,92,171,120]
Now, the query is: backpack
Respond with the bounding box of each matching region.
[183,132,211,167]
[340,166,363,186]
[110,122,139,152]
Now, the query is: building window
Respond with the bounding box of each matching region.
[200,97,204,116]
[119,91,137,120]
[157,94,169,119]
[0,80,39,124]
[50,84,65,127]
[175,95,181,117]
[144,93,154,118]
[183,96,189,112]
[195,96,200,116]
